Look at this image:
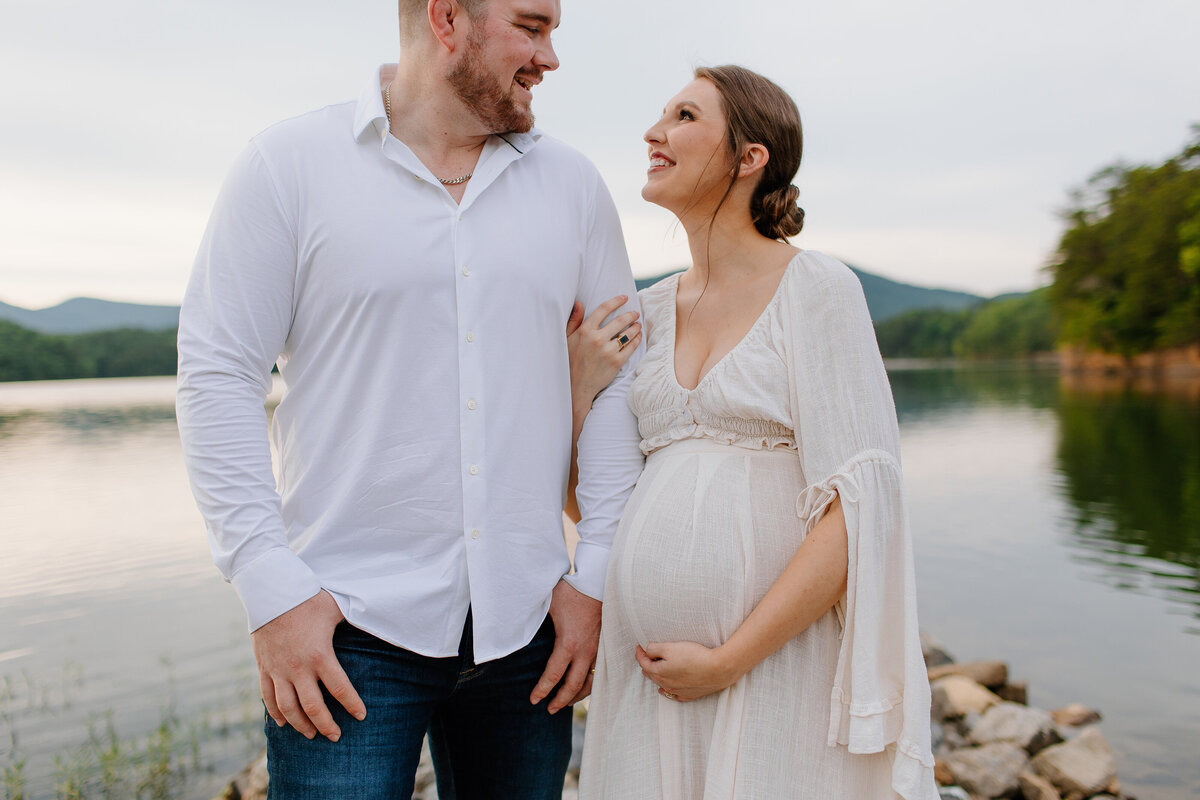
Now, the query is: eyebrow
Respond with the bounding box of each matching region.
[662,100,700,115]
[516,11,559,29]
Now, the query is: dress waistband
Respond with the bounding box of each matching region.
[647,436,800,461]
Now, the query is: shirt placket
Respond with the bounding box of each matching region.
[453,206,487,586]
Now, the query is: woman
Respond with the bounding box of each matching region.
[571,66,937,799]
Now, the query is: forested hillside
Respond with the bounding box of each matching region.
[1049,128,1200,355]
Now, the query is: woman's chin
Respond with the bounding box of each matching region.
[640,182,669,209]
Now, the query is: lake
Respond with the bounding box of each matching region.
[0,370,1197,799]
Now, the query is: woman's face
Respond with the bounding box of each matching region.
[642,78,733,214]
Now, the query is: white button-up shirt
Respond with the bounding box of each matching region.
[177,67,644,662]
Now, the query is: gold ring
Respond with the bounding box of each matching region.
[663,691,677,700]
[616,333,630,347]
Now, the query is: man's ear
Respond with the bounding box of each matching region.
[428,0,467,52]
[737,143,770,180]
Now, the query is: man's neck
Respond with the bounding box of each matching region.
[384,61,491,162]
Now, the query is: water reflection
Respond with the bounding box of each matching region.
[890,365,1200,627]
[888,362,1059,421]
[1054,379,1200,624]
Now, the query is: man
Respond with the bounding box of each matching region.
[175,0,643,796]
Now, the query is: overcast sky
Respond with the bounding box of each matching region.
[2,0,1198,308]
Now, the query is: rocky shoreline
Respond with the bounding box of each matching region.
[922,634,1127,800]
[216,635,1127,800]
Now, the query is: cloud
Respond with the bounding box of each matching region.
[2,0,1198,305]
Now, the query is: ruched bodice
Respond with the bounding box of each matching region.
[629,270,797,455]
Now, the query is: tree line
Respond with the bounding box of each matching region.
[0,321,177,382]
[879,126,1200,360]
[4,128,1197,378]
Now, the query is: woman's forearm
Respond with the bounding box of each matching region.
[715,494,848,682]
[564,397,593,524]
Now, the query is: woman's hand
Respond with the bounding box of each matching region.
[564,295,642,523]
[566,295,642,422]
[635,641,744,702]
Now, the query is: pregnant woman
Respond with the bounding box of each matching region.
[574,66,937,799]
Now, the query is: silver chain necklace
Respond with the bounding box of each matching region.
[384,84,473,186]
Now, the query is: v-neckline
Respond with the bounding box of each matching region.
[668,254,800,393]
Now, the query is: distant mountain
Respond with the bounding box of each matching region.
[0,297,180,335]
[1,262,996,334]
[635,260,988,322]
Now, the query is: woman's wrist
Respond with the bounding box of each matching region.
[712,642,753,687]
[573,398,594,432]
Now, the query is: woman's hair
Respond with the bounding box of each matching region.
[695,65,805,240]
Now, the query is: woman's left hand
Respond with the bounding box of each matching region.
[635,641,742,702]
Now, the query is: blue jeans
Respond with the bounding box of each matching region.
[265,613,572,799]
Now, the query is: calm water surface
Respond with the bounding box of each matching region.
[0,371,1197,799]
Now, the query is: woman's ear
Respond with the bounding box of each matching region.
[737,143,770,179]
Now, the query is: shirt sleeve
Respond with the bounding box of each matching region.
[783,253,938,800]
[176,141,322,632]
[565,172,646,601]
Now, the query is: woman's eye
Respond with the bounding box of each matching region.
[679,109,695,121]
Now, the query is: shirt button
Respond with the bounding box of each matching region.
[469,465,479,475]
[462,266,471,277]
[466,332,475,343]
[467,400,477,410]
[414,175,423,182]
[471,529,480,540]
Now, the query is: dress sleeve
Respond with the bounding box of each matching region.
[782,253,937,799]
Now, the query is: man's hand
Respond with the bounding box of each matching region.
[252,589,366,741]
[529,579,602,714]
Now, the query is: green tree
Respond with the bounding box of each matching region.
[1049,127,1200,355]
[0,321,80,381]
[0,321,178,382]
[957,289,1057,358]
[873,308,973,358]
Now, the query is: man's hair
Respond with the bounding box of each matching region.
[399,0,489,41]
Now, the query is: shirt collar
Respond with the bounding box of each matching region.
[353,65,543,154]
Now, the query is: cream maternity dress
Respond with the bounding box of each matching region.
[578,251,938,800]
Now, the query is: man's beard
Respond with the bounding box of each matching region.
[448,29,535,134]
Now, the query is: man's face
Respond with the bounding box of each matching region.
[447,0,561,134]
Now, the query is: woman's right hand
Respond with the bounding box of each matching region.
[566,295,642,421]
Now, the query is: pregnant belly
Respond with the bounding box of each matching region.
[609,440,803,648]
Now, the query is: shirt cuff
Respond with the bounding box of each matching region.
[230,547,324,632]
[565,539,610,601]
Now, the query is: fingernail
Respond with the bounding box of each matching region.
[329,733,340,743]
[355,711,366,721]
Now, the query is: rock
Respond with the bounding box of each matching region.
[931,720,946,752]
[927,660,1009,689]
[216,750,268,800]
[1019,770,1062,800]
[997,681,1028,706]
[412,737,437,798]
[934,758,955,785]
[1050,703,1102,727]
[922,631,955,668]
[937,788,970,800]
[569,710,586,774]
[942,742,1029,798]
[1031,726,1118,797]
[931,675,1002,720]
[969,702,1063,754]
